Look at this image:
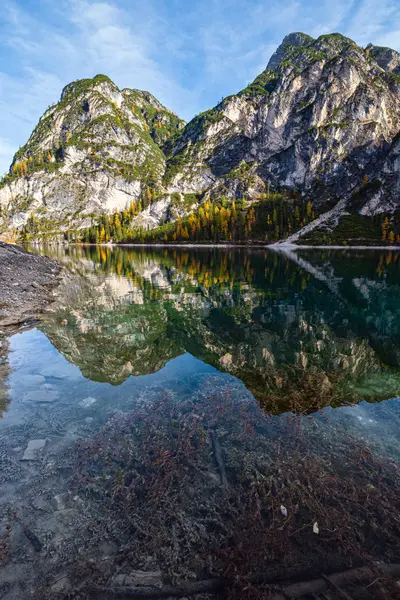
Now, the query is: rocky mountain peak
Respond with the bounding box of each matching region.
[60,74,117,102]
[366,44,400,74]
[267,32,314,70]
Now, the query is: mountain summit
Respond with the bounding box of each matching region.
[266,32,314,70]
[1,33,400,244]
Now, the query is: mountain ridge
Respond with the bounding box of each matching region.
[1,32,400,245]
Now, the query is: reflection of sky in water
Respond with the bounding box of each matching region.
[2,328,219,429]
[2,327,400,461]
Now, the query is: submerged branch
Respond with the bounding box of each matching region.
[86,563,400,599]
[210,431,228,486]
[87,578,222,599]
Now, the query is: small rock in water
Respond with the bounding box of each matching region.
[23,389,59,403]
[51,576,70,593]
[41,383,56,391]
[11,446,22,452]
[39,364,78,379]
[80,396,97,408]
[85,417,94,423]
[24,526,42,552]
[21,439,46,461]
[20,374,46,387]
[72,495,85,507]
[113,570,163,588]
[52,493,70,511]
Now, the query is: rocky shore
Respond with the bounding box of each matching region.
[0,242,60,327]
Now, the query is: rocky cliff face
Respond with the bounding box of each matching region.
[166,34,400,208]
[0,75,184,235]
[1,33,400,243]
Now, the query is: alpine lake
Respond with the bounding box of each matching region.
[1,245,400,598]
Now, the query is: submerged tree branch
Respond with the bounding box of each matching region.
[210,431,228,486]
[85,562,400,599]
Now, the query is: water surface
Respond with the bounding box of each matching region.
[1,245,400,597]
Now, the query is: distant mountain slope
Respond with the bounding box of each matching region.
[1,33,400,244]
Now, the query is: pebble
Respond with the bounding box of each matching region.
[51,576,70,593]
[21,439,46,461]
[80,396,97,408]
[23,390,60,403]
[52,493,69,511]
[19,374,46,387]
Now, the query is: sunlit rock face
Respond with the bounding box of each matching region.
[36,246,400,412]
[165,34,400,218]
[2,34,400,242]
[0,75,184,234]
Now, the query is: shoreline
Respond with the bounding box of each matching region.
[28,241,400,251]
[0,242,61,329]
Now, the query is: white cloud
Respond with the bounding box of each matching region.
[343,0,400,49]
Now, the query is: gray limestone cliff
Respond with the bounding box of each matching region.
[0,75,184,235]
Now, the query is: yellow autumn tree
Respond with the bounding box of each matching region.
[381,217,390,241]
[12,161,28,176]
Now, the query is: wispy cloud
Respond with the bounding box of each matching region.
[0,0,197,172]
[343,0,400,47]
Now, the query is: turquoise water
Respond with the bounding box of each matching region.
[2,244,400,452]
[1,245,400,596]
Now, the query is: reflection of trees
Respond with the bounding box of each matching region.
[37,246,400,412]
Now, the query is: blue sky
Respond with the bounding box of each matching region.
[0,0,399,173]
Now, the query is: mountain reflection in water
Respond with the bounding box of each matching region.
[0,245,400,599]
[30,245,400,413]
